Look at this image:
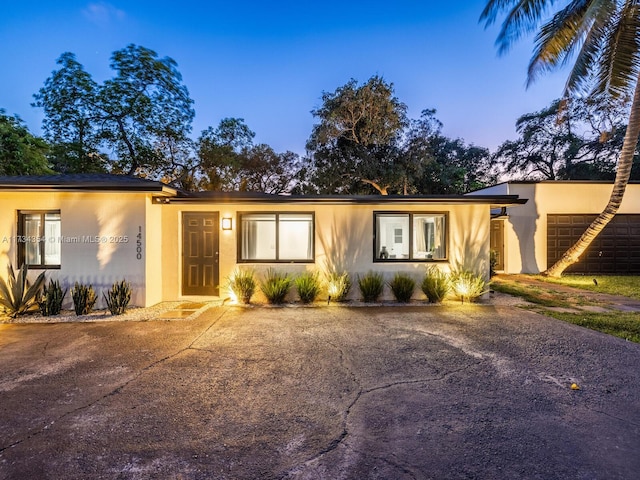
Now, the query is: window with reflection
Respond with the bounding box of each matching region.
[375,212,447,261]
[239,212,314,262]
[18,211,61,268]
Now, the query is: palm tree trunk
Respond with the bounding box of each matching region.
[543,76,640,277]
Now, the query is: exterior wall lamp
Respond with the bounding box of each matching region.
[221,217,233,231]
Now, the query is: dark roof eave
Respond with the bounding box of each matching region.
[155,194,527,206]
[0,184,176,194]
[0,174,178,195]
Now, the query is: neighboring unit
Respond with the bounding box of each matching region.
[472,181,640,274]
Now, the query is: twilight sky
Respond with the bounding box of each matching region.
[1,0,569,155]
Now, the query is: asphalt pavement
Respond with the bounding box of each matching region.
[1,304,639,479]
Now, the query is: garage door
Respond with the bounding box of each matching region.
[547,214,640,273]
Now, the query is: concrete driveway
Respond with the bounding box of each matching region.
[1,305,639,479]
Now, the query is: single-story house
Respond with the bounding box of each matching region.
[471,181,640,274]
[0,174,525,307]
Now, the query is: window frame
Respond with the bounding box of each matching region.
[373,211,449,263]
[237,211,315,263]
[17,210,62,269]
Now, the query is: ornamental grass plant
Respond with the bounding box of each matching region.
[388,272,415,303]
[358,271,385,303]
[450,270,488,303]
[421,267,451,303]
[326,271,351,303]
[295,271,322,304]
[227,268,257,304]
[260,268,292,304]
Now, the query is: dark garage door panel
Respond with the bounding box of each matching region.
[547,214,640,274]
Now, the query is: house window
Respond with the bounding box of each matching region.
[239,212,314,262]
[375,212,447,261]
[18,211,61,268]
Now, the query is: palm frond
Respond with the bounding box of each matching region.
[594,1,640,98]
[481,0,555,54]
[527,0,594,85]
[564,1,614,93]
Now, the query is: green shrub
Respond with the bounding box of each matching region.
[358,271,385,303]
[71,282,97,316]
[104,280,132,315]
[227,268,256,304]
[38,279,67,316]
[490,250,498,277]
[388,273,415,303]
[260,268,292,304]
[421,267,451,303]
[326,271,351,303]
[0,263,45,318]
[295,271,321,304]
[451,270,488,303]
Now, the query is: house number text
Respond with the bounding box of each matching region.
[136,226,143,260]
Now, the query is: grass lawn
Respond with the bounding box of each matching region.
[544,311,640,343]
[535,274,640,300]
[491,276,640,343]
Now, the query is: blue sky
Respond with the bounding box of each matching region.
[1,1,568,154]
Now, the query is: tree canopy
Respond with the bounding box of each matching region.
[494,96,629,181]
[304,77,496,195]
[0,110,50,175]
[34,45,195,176]
[197,118,301,194]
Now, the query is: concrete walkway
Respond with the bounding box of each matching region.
[1,304,639,479]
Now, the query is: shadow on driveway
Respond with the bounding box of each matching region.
[1,305,639,479]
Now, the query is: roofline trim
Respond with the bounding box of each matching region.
[0,184,177,195]
[154,194,527,206]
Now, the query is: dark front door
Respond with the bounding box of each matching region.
[182,212,219,296]
[490,219,505,271]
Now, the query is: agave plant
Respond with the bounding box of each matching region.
[0,263,46,318]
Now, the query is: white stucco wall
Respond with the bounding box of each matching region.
[0,191,150,307]
[144,197,164,307]
[160,201,492,302]
[491,182,640,273]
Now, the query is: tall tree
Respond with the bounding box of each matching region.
[98,45,195,175]
[402,109,496,194]
[0,110,51,175]
[198,118,256,191]
[495,97,624,180]
[198,118,301,193]
[34,45,195,177]
[33,53,106,173]
[482,0,640,277]
[306,76,408,194]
